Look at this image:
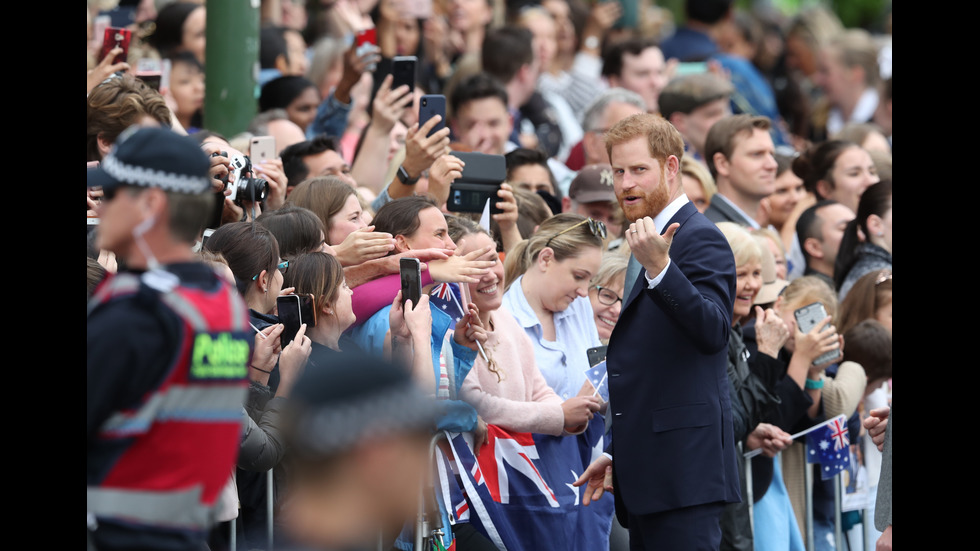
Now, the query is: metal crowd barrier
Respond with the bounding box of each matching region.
[227,433,449,551]
[415,432,449,551]
[743,442,869,551]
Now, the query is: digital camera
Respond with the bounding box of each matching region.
[215,152,268,205]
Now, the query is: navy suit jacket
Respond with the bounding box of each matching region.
[606,201,741,518]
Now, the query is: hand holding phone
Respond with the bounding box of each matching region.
[793,302,842,366]
[99,27,132,65]
[277,294,317,348]
[446,152,507,215]
[419,94,446,139]
[400,257,422,310]
[355,28,378,71]
[391,56,418,94]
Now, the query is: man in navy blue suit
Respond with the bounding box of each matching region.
[574,113,740,549]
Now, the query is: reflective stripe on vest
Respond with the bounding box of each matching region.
[99,385,248,436]
[87,485,214,530]
[88,273,140,317]
[160,281,248,333]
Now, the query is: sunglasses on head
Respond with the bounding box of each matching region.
[544,218,607,250]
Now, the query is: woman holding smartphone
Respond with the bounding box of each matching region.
[281,251,433,389]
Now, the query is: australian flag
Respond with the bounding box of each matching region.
[439,420,615,551]
[431,282,465,325]
[806,414,851,480]
[583,360,609,403]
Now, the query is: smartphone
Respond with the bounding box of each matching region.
[99,27,132,65]
[449,151,507,185]
[587,345,608,368]
[610,0,638,29]
[794,302,842,366]
[249,136,278,163]
[391,56,418,94]
[419,94,446,138]
[400,257,422,310]
[277,295,303,348]
[135,58,162,91]
[446,151,507,215]
[355,28,377,49]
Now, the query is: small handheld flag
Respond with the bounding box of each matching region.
[806,414,850,480]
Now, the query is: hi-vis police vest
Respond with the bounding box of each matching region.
[87,270,251,535]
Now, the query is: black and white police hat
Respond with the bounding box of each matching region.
[87,125,212,195]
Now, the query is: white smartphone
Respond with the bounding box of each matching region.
[794,301,842,365]
[249,136,277,163]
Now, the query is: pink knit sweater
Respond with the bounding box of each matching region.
[459,310,572,436]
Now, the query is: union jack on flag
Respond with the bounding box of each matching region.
[806,414,851,480]
[430,282,465,325]
[438,422,615,551]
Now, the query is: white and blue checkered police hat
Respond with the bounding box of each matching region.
[87,125,212,195]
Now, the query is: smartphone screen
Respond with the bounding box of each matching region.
[277,295,303,348]
[249,136,277,163]
[419,94,446,138]
[400,257,422,310]
[100,27,132,65]
[391,56,417,94]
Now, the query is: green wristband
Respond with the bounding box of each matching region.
[805,377,824,390]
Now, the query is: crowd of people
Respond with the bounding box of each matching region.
[87,1,892,550]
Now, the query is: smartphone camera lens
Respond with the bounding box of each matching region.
[422,99,427,106]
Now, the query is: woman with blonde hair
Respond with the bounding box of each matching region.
[680,155,717,213]
[588,251,629,345]
[501,213,606,402]
[772,275,865,543]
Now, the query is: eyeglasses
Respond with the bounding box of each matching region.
[593,285,622,306]
[252,260,289,281]
[544,218,607,250]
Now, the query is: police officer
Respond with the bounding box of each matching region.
[87,125,253,551]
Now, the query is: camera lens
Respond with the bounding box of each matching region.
[422,99,427,106]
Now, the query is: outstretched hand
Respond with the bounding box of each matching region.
[572,454,614,505]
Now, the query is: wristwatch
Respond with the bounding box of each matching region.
[397,165,419,186]
[583,35,600,51]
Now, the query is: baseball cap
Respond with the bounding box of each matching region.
[658,73,734,120]
[87,125,213,195]
[568,164,616,204]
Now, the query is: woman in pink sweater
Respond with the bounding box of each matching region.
[449,215,602,436]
